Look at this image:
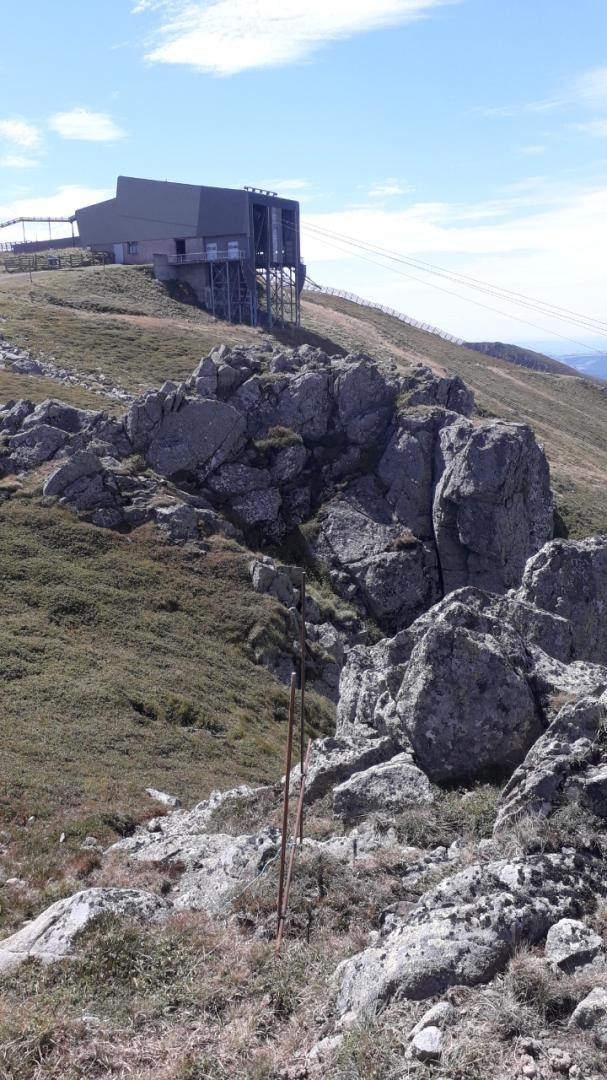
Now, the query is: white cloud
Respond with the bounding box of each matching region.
[0,119,41,149]
[0,185,112,242]
[301,181,607,344]
[518,144,546,156]
[575,67,607,107]
[253,178,310,194]
[0,155,39,169]
[368,179,411,198]
[135,0,454,75]
[577,119,607,138]
[48,108,126,142]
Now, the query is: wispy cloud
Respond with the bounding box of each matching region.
[518,144,546,156]
[253,178,310,194]
[0,118,41,149]
[577,119,607,138]
[134,0,454,76]
[481,65,607,120]
[48,108,127,142]
[368,178,411,198]
[0,154,39,168]
[301,179,607,342]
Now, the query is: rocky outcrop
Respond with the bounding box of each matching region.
[518,538,607,665]
[0,888,168,974]
[433,419,553,595]
[1,345,555,645]
[494,693,607,831]
[335,852,607,1021]
[111,823,280,914]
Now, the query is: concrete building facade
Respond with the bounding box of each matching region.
[75,176,304,327]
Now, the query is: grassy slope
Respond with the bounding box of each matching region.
[0,491,332,934]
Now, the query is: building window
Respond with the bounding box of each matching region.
[127,241,139,255]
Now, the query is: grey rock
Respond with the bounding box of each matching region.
[335,852,607,1021]
[0,399,34,434]
[21,399,103,435]
[250,557,298,607]
[544,919,604,973]
[408,1000,456,1038]
[272,369,332,440]
[113,824,279,913]
[494,693,607,831]
[0,888,169,974]
[332,754,433,822]
[155,503,203,542]
[9,423,69,467]
[518,538,607,665]
[393,603,542,783]
[147,398,246,478]
[208,462,270,497]
[399,365,474,416]
[569,988,607,1036]
[302,732,397,802]
[269,442,307,483]
[232,487,281,527]
[410,1026,442,1062]
[311,477,441,633]
[145,787,182,809]
[43,451,103,497]
[378,410,447,539]
[433,419,553,595]
[333,355,396,444]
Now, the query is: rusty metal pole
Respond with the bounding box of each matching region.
[276,672,297,941]
[298,571,306,843]
[276,737,312,954]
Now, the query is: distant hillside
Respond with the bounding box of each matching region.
[464,340,580,376]
[561,351,607,380]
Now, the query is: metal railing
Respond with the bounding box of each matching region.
[168,249,245,265]
[303,278,464,345]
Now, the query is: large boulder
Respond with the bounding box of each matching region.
[395,614,541,783]
[518,538,607,665]
[332,753,434,822]
[302,732,398,802]
[0,888,168,974]
[338,590,544,784]
[335,852,607,1021]
[433,419,553,595]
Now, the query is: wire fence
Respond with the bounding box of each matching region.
[1,250,109,273]
[303,278,464,346]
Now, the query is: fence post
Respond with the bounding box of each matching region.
[276,674,297,941]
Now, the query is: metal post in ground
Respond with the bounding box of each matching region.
[276,673,297,942]
[298,571,307,844]
[276,738,312,954]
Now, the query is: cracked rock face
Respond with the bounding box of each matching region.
[494,693,607,831]
[335,852,607,1021]
[518,537,607,666]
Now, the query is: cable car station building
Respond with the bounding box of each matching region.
[76,176,304,328]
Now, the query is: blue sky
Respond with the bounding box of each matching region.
[1,0,607,358]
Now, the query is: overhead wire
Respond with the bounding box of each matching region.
[304,222,607,335]
[302,221,607,352]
